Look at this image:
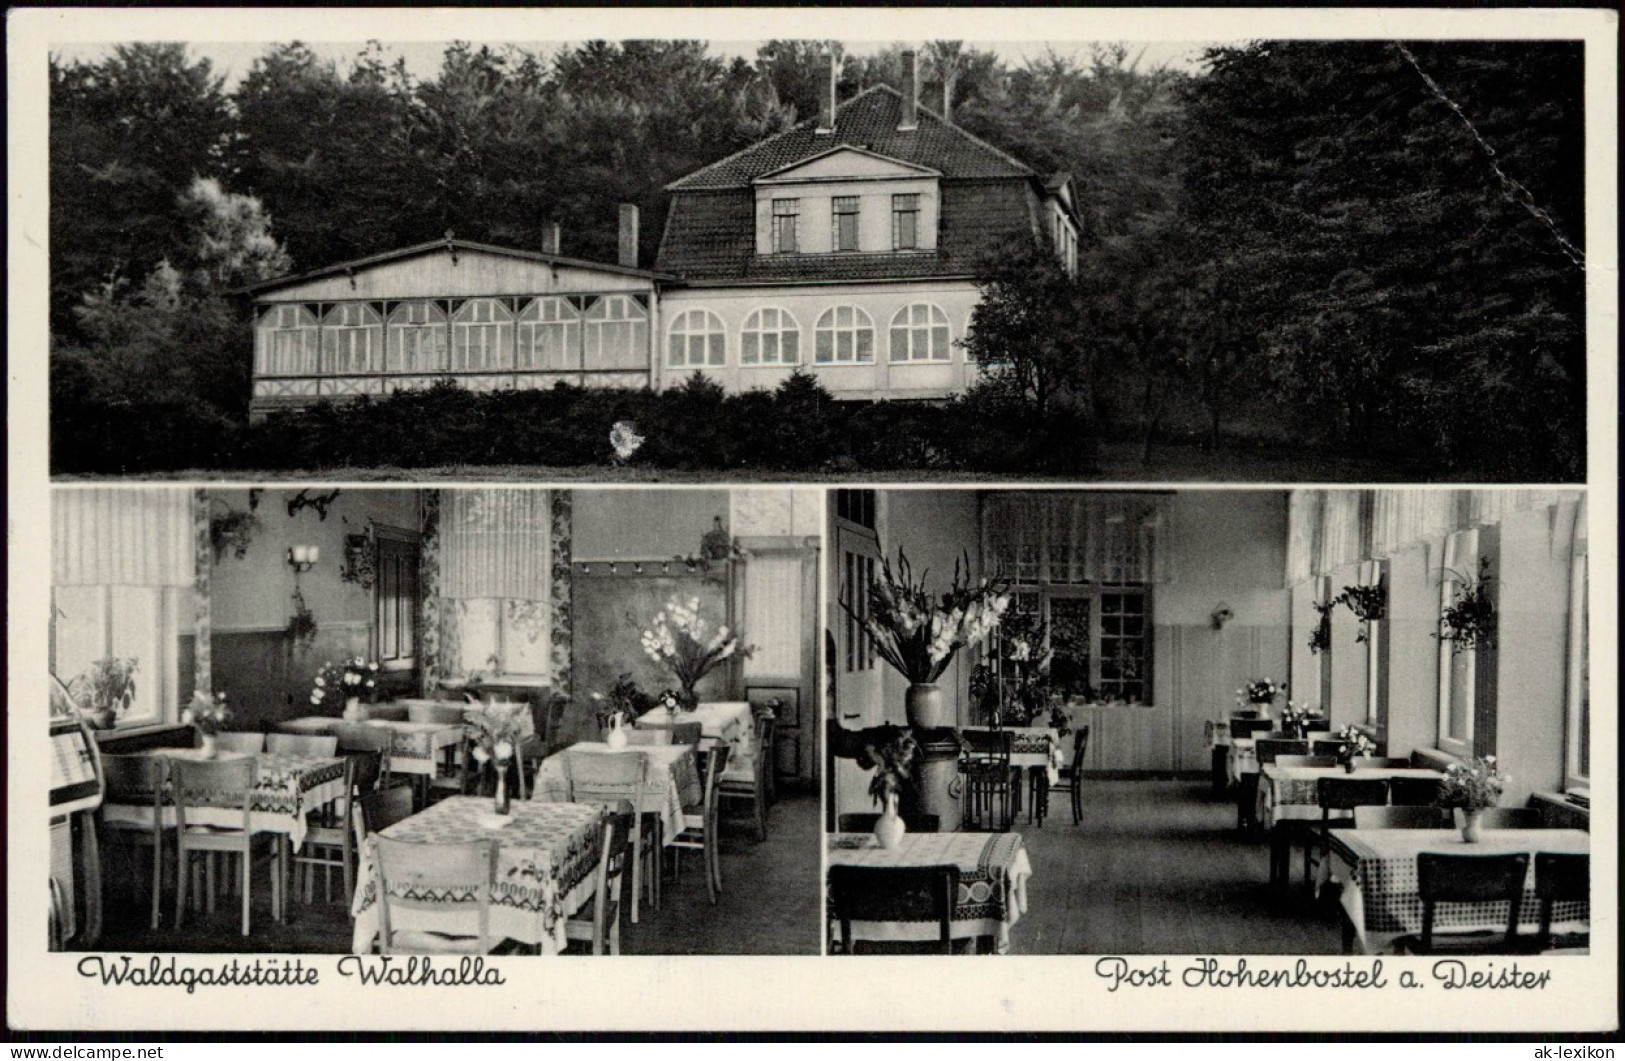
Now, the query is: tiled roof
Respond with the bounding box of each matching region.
[666,85,1035,191]
[658,182,1040,283]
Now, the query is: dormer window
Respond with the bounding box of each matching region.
[832,197,860,252]
[893,194,921,250]
[772,199,800,253]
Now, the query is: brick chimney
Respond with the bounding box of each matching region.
[815,49,837,135]
[618,204,639,269]
[899,50,918,131]
[541,221,561,256]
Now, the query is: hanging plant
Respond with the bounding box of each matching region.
[341,522,377,590]
[1309,598,1335,654]
[1338,583,1386,643]
[1437,558,1496,653]
[209,506,262,562]
[287,587,319,652]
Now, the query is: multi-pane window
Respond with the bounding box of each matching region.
[1566,551,1589,787]
[52,585,184,729]
[1037,588,1150,704]
[386,300,448,373]
[668,309,727,368]
[321,303,382,375]
[516,297,580,371]
[374,533,419,674]
[452,298,514,372]
[741,308,800,365]
[771,199,800,253]
[889,303,951,362]
[892,194,921,250]
[842,548,878,675]
[813,306,875,364]
[257,304,320,377]
[834,489,875,529]
[1436,533,1479,757]
[584,295,649,370]
[832,196,860,252]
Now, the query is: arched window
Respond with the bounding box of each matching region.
[322,303,383,375]
[741,308,800,365]
[668,309,726,368]
[516,297,580,371]
[813,306,875,364]
[452,298,515,372]
[386,300,448,374]
[257,304,319,377]
[585,295,649,370]
[889,303,951,362]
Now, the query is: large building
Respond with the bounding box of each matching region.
[245,51,1079,417]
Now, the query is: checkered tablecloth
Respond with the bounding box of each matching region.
[350,796,604,955]
[635,701,752,751]
[1258,765,1447,828]
[962,727,1062,783]
[826,831,1033,952]
[278,716,466,776]
[102,751,347,849]
[532,742,701,845]
[1330,828,1590,953]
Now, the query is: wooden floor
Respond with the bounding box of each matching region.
[1011,778,1343,954]
[87,791,822,956]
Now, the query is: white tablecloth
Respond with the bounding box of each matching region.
[101,751,347,849]
[277,716,466,777]
[635,701,753,751]
[532,742,701,845]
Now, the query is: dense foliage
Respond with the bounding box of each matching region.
[49,39,1586,478]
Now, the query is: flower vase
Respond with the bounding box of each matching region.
[905,684,947,729]
[605,715,628,750]
[1342,759,1356,773]
[199,733,218,760]
[343,696,365,722]
[874,793,906,850]
[1460,809,1482,843]
[493,763,511,816]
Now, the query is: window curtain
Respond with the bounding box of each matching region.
[1315,491,1366,575]
[1286,491,1323,586]
[984,492,1172,585]
[52,488,194,587]
[440,489,552,600]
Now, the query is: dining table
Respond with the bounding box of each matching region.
[961,725,1064,824]
[1328,827,1590,954]
[1257,763,1446,829]
[350,796,605,955]
[277,715,467,778]
[635,701,753,752]
[532,741,702,847]
[826,831,1033,953]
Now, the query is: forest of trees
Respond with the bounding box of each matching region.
[49,39,1587,479]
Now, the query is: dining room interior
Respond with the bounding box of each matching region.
[49,483,823,956]
[824,486,1591,957]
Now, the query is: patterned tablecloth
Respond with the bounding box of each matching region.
[277,716,466,777]
[635,701,753,751]
[961,726,1063,783]
[826,832,1033,952]
[1257,765,1445,828]
[350,796,605,955]
[532,742,701,845]
[1330,828,1590,954]
[101,751,347,849]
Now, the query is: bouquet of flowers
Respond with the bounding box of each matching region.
[857,724,922,809]
[68,657,139,727]
[844,549,1011,685]
[183,691,231,736]
[1435,755,1507,812]
[589,673,653,729]
[640,596,751,708]
[1334,724,1375,767]
[465,700,530,769]
[1278,700,1310,731]
[1237,678,1286,707]
[310,657,381,710]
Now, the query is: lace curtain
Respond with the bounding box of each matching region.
[440,489,552,600]
[984,492,1172,585]
[53,488,194,587]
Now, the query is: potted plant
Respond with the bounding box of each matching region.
[310,657,381,720]
[857,724,922,848]
[639,595,752,709]
[67,657,138,729]
[1333,725,1375,772]
[183,691,231,758]
[1339,583,1386,643]
[209,505,262,562]
[1309,598,1335,654]
[1237,678,1286,709]
[841,549,1011,729]
[287,588,318,652]
[1438,558,1496,653]
[1434,755,1507,842]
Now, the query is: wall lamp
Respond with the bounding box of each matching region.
[288,545,320,574]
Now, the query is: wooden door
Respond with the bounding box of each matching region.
[830,501,884,820]
[739,536,821,791]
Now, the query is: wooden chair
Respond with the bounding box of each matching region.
[1532,852,1589,953]
[1353,805,1450,829]
[669,722,704,749]
[1255,738,1310,764]
[426,731,475,807]
[1394,852,1530,955]
[564,749,655,921]
[961,728,1015,832]
[1303,720,1333,734]
[332,724,393,792]
[266,733,339,757]
[838,812,941,834]
[1388,775,1444,806]
[564,807,634,955]
[829,864,960,955]
[292,747,385,905]
[1310,739,1344,757]
[670,744,730,904]
[1307,776,1390,891]
[1275,754,1337,769]
[1469,807,1544,830]
[172,756,283,936]
[98,754,171,929]
[214,732,266,754]
[1229,718,1274,740]
[1351,756,1411,769]
[624,729,671,746]
[717,714,773,841]
[354,785,417,857]
[404,700,466,726]
[373,836,501,955]
[1045,725,1091,826]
